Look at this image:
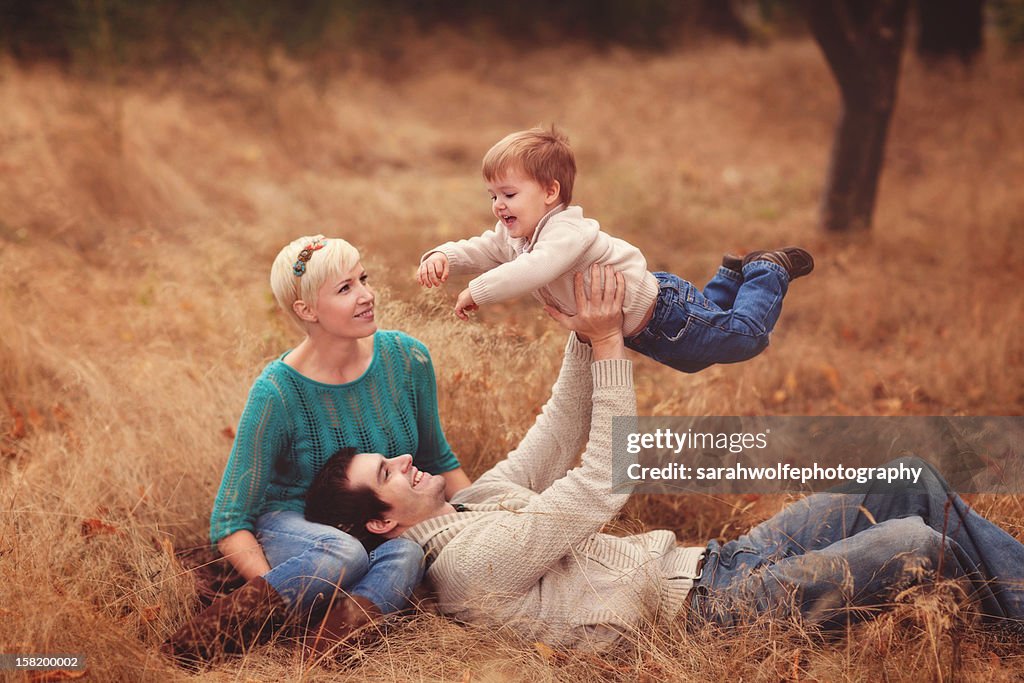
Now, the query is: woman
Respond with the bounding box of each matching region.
[163,235,470,663]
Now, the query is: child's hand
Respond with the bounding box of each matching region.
[418,252,450,288]
[454,288,478,321]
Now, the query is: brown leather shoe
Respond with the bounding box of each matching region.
[742,247,814,281]
[161,576,288,667]
[721,254,744,273]
[304,594,382,657]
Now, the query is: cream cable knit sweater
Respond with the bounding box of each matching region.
[403,335,705,649]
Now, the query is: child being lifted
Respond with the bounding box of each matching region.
[417,126,813,373]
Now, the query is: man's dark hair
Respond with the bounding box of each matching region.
[306,447,391,550]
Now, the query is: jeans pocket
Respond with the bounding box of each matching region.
[719,542,764,571]
[660,314,715,361]
[654,286,692,340]
[661,280,718,340]
[660,315,693,343]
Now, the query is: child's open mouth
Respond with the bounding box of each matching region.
[501,214,516,227]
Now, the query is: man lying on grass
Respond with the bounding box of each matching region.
[307,265,1024,649]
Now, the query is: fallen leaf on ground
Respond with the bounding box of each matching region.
[52,403,71,424]
[80,518,119,537]
[817,363,841,393]
[534,642,556,661]
[26,407,44,428]
[7,401,26,439]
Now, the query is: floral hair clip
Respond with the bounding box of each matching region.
[292,237,326,276]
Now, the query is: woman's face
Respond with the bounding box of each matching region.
[310,261,377,338]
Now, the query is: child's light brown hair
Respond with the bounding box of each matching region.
[482,126,576,207]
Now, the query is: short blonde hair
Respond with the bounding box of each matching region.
[270,235,361,330]
[482,126,576,207]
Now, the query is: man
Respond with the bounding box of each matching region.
[307,266,1024,649]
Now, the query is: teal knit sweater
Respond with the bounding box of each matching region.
[209,330,459,544]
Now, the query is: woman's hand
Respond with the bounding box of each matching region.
[217,530,272,581]
[544,264,626,360]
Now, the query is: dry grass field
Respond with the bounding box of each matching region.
[1,31,1023,681]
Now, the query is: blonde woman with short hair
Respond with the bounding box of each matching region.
[163,235,470,664]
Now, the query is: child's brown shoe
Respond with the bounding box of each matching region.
[742,247,814,281]
[721,254,744,273]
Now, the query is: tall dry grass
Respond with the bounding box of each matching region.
[1,33,1023,681]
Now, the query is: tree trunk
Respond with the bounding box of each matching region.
[824,101,896,231]
[802,0,910,232]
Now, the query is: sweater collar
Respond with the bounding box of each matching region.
[402,503,506,566]
[514,203,566,251]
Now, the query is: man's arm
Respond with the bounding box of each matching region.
[458,333,595,501]
[444,268,634,596]
[444,356,633,598]
[458,267,627,502]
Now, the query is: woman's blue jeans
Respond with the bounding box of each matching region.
[626,261,789,374]
[693,456,1024,631]
[254,510,423,619]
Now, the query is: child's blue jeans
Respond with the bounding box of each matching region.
[255,510,423,619]
[692,457,1024,630]
[625,260,790,373]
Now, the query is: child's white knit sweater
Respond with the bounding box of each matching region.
[425,205,660,336]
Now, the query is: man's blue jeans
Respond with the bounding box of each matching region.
[255,510,423,619]
[625,261,790,374]
[693,457,1024,630]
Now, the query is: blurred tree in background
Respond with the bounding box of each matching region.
[0,0,757,65]
[801,0,910,233]
[2,0,1023,234]
[788,0,1020,231]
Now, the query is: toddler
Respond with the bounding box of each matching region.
[418,127,813,373]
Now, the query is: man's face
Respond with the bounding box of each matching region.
[346,453,448,535]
